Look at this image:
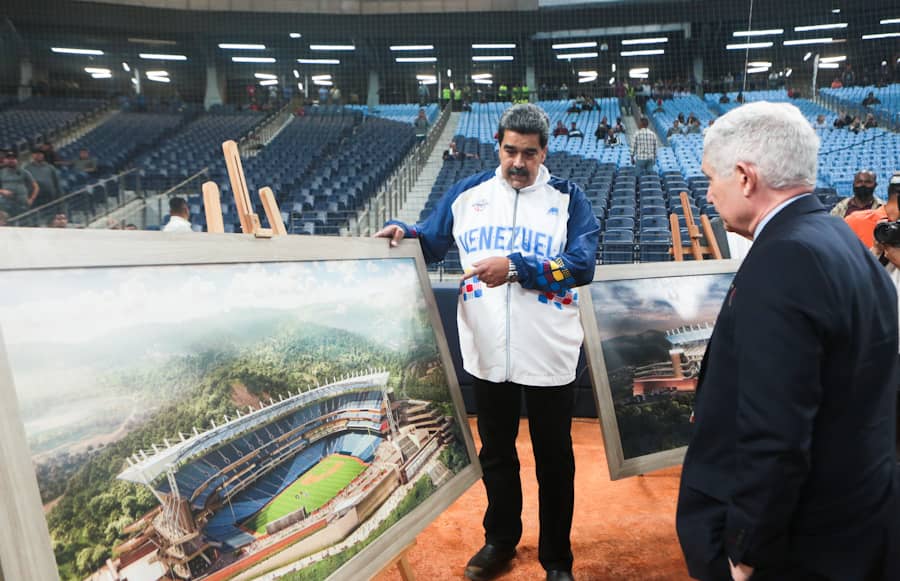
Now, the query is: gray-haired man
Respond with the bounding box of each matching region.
[376,104,599,581]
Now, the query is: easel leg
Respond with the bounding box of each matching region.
[381,540,416,581]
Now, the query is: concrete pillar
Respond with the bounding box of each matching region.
[525,65,536,102]
[18,59,32,101]
[204,63,224,110]
[367,70,380,108]
[692,56,703,95]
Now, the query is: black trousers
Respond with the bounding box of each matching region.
[473,377,576,572]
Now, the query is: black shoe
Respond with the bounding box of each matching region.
[464,544,516,581]
[546,570,574,581]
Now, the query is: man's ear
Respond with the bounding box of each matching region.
[735,162,758,199]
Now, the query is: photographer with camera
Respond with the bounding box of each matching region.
[845,172,900,250]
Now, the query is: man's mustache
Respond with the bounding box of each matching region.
[508,167,529,176]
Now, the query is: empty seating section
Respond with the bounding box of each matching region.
[137,111,267,190]
[0,97,108,152]
[346,103,440,125]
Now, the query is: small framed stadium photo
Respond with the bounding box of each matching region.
[0,228,480,581]
[581,259,740,480]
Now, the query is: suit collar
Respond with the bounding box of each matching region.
[751,193,823,244]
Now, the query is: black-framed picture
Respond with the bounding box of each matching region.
[0,228,480,581]
[581,260,740,479]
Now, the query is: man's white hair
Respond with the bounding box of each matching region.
[703,101,819,190]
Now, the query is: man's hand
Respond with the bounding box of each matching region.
[373,224,405,247]
[462,257,511,288]
[729,559,754,581]
[0,189,12,197]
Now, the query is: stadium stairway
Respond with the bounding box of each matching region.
[55,107,122,149]
[392,112,460,226]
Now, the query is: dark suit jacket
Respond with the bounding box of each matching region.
[676,195,900,581]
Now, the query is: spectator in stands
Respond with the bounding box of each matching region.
[864,113,878,129]
[666,119,684,139]
[677,112,686,125]
[719,93,731,104]
[846,173,900,249]
[581,95,595,112]
[831,170,882,218]
[567,121,583,139]
[552,121,569,137]
[162,196,192,232]
[375,103,599,581]
[39,142,60,166]
[317,85,329,105]
[653,98,665,113]
[558,83,569,101]
[612,117,625,134]
[594,116,610,141]
[566,100,580,114]
[861,92,881,108]
[841,63,855,87]
[686,118,702,134]
[831,77,843,89]
[73,148,97,174]
[607,131,619,146]
[0,150,38,216]
[631,117,658,175]
[813,114,828,130]
[47,212,68,228]
[677,100,900,581]
[418,82,430,106]
[849,116,863,134]
[443,141,462,161]
[414,108,429,142]
[25,148,63,208]
[125,223,138,230]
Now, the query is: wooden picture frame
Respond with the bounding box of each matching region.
[0,228,480,581]
[581,260,740,480]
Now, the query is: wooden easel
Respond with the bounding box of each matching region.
[378,540,417,580]
[201,140,287,237]
[669,191,722,261]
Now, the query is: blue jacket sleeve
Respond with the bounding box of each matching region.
[384,170,494,265]
[509,180,600,292]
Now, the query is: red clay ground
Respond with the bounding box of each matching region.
[374,417,692,581]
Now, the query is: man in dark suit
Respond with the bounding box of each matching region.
[676,101,900,581]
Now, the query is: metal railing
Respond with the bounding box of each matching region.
[239,100,295,157]
[111,168,210,230]
[353,104,452,236]
[8,167,141,228]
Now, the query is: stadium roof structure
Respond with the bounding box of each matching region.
[665,323,713,346]
[117,370,390,486]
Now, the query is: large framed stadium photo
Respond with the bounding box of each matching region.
[0,228,479,581]
[581,260,740,480]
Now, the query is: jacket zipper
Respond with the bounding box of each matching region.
[507,188,520,381]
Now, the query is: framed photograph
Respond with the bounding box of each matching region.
[581,260,740,480]
[0,228,480,581]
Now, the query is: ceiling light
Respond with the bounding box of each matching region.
[471,73,492,80]
[84,67,111,74]
[313,79,333,86]
[785,68,793,76]
[472,43,516,49]
[578,75,598,84]
[747,61,772,67]
[309,44,355,51]
[472,55,514,61]
[420,79,437,85]
[629,67,649,74]
[803,52,813,61]
[293,69,300,78]
[254,73,277,79]
[145,70,168,76]
[621,49,665,56]
[218,43,266,50]
[621,37,668,45]
[122,62,130,72]
[783,38,837,45]
[390,45,434,51]
[51,47,103,55]
[416,74,437,81]
[311,74,332,80]
[289,33,302,39]
[732,29,784,37]
[818,62,840,69]
[552,41,597,50]
[447,69,452,77]
[395,57,437,63]
[794,23,847,31]
[259,79,278,86]
[862,32,900,40]
[232,57,276,63]
[297,58,340,64]
[726,42,774,50]
[91,72,112,79]
[747,67,770,74]
[578,70,597,76]
[881,18,900,25]
[832,8,840,13]
[611,63,616,72]
[608,77,616,85]
[146,75,171,83]
[819,55,847,63]
[556,52,599,60]
[473,79,493,85]
[139,53,187,60]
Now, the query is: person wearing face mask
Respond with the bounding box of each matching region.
[831,170,882,218]
[846,173,900,248]
[375,103,599,581]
